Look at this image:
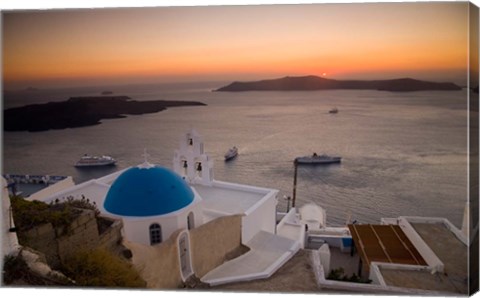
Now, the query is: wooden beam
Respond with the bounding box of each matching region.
[389,224,422,265]
[369,224,392,263]
[349,224,370,266]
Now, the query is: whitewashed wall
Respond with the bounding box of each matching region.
[2,179,20,257]
[242,191,277,243]
[122,216,179,246]
[120,201,199,246]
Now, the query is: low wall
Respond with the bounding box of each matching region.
[125,230,183,289]
[242,195,276,244]
[310,248,448,295]
[20,222,59,267]
[98,220,123,251]
[124,214,244,289]
[57,210,100,264]
[397,217,444,273]
[19,210,122,268]
[369,262,431,286]
[190,214,243,277]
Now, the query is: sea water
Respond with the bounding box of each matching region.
[2,82,469,227]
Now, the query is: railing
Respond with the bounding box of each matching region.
[3,174,68,185]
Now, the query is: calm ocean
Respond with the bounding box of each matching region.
[2,82,469,227]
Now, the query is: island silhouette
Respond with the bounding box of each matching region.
[215,75,462,92]
[4,96,206,132]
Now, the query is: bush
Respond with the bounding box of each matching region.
[10,195,102,233]
[62,248,146,288]
[64,195,100,217]
[10,196,81,232]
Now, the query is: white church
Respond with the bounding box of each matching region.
[35,129,282,246]
[2,129,303,286]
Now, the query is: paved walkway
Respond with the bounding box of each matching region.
[201,231,300,286]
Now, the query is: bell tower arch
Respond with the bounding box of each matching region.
[173,129,214,185]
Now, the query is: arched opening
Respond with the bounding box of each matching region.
[181,159,188,176]
[186,133,193,147]
[149,223,162,245]
[195,161,203,179]
[178,230,193,281]
[187,212,195,230]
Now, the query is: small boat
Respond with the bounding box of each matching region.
[329,107,338,114]
[224,146,238,161]
[295,153,341,165]
[75,154,116,167]
[101,91,113,95]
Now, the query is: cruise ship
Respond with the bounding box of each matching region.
[74,154,116,167]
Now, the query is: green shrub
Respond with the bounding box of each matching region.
[10,196,81,232]
[9,195,102,232]
[62,248,146,288]
[64,195,100,217]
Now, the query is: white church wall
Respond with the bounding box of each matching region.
[122,215,180,246]
[175,203,203,231]
[2,178,20,257]
[188,189,204,229]
[242,191,277,243]
[212,179,273,195]
[120,201,201,246]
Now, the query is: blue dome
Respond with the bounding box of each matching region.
[104,166,194,217]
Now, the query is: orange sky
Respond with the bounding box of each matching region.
[2,2,471,88]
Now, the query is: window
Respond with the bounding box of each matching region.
[149,223,162,245]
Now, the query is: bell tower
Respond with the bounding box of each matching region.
[173,129,214,185]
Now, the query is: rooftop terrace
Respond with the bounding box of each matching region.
[193,182,270,217]
[380,222,468,294]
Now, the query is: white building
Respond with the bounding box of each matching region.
[31,129,280,246]
[14,129,304,286]
[1,178,20,258]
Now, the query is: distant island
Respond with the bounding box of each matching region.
[215,76,462,92]
[4,96,206,132]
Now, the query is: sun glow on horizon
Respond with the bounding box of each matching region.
[2,3,470,89]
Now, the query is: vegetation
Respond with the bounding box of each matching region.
[3,252,74,286]
[61,248,146,288]
[63,195,100,217]
[10,195,82,232]
[10,195,101,233]
[8,195,137,287]
[2,254,30,284]
[63,195,114,234]
[327,267,372,284]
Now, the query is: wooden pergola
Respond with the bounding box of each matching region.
[348,224,427,276]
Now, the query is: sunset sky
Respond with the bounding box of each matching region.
[2,2,472,89]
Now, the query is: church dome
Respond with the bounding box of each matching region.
[104,165,194,217]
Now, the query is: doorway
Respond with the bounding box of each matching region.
[178,230,193,281]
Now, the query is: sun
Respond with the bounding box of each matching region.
[322,73,327,76]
